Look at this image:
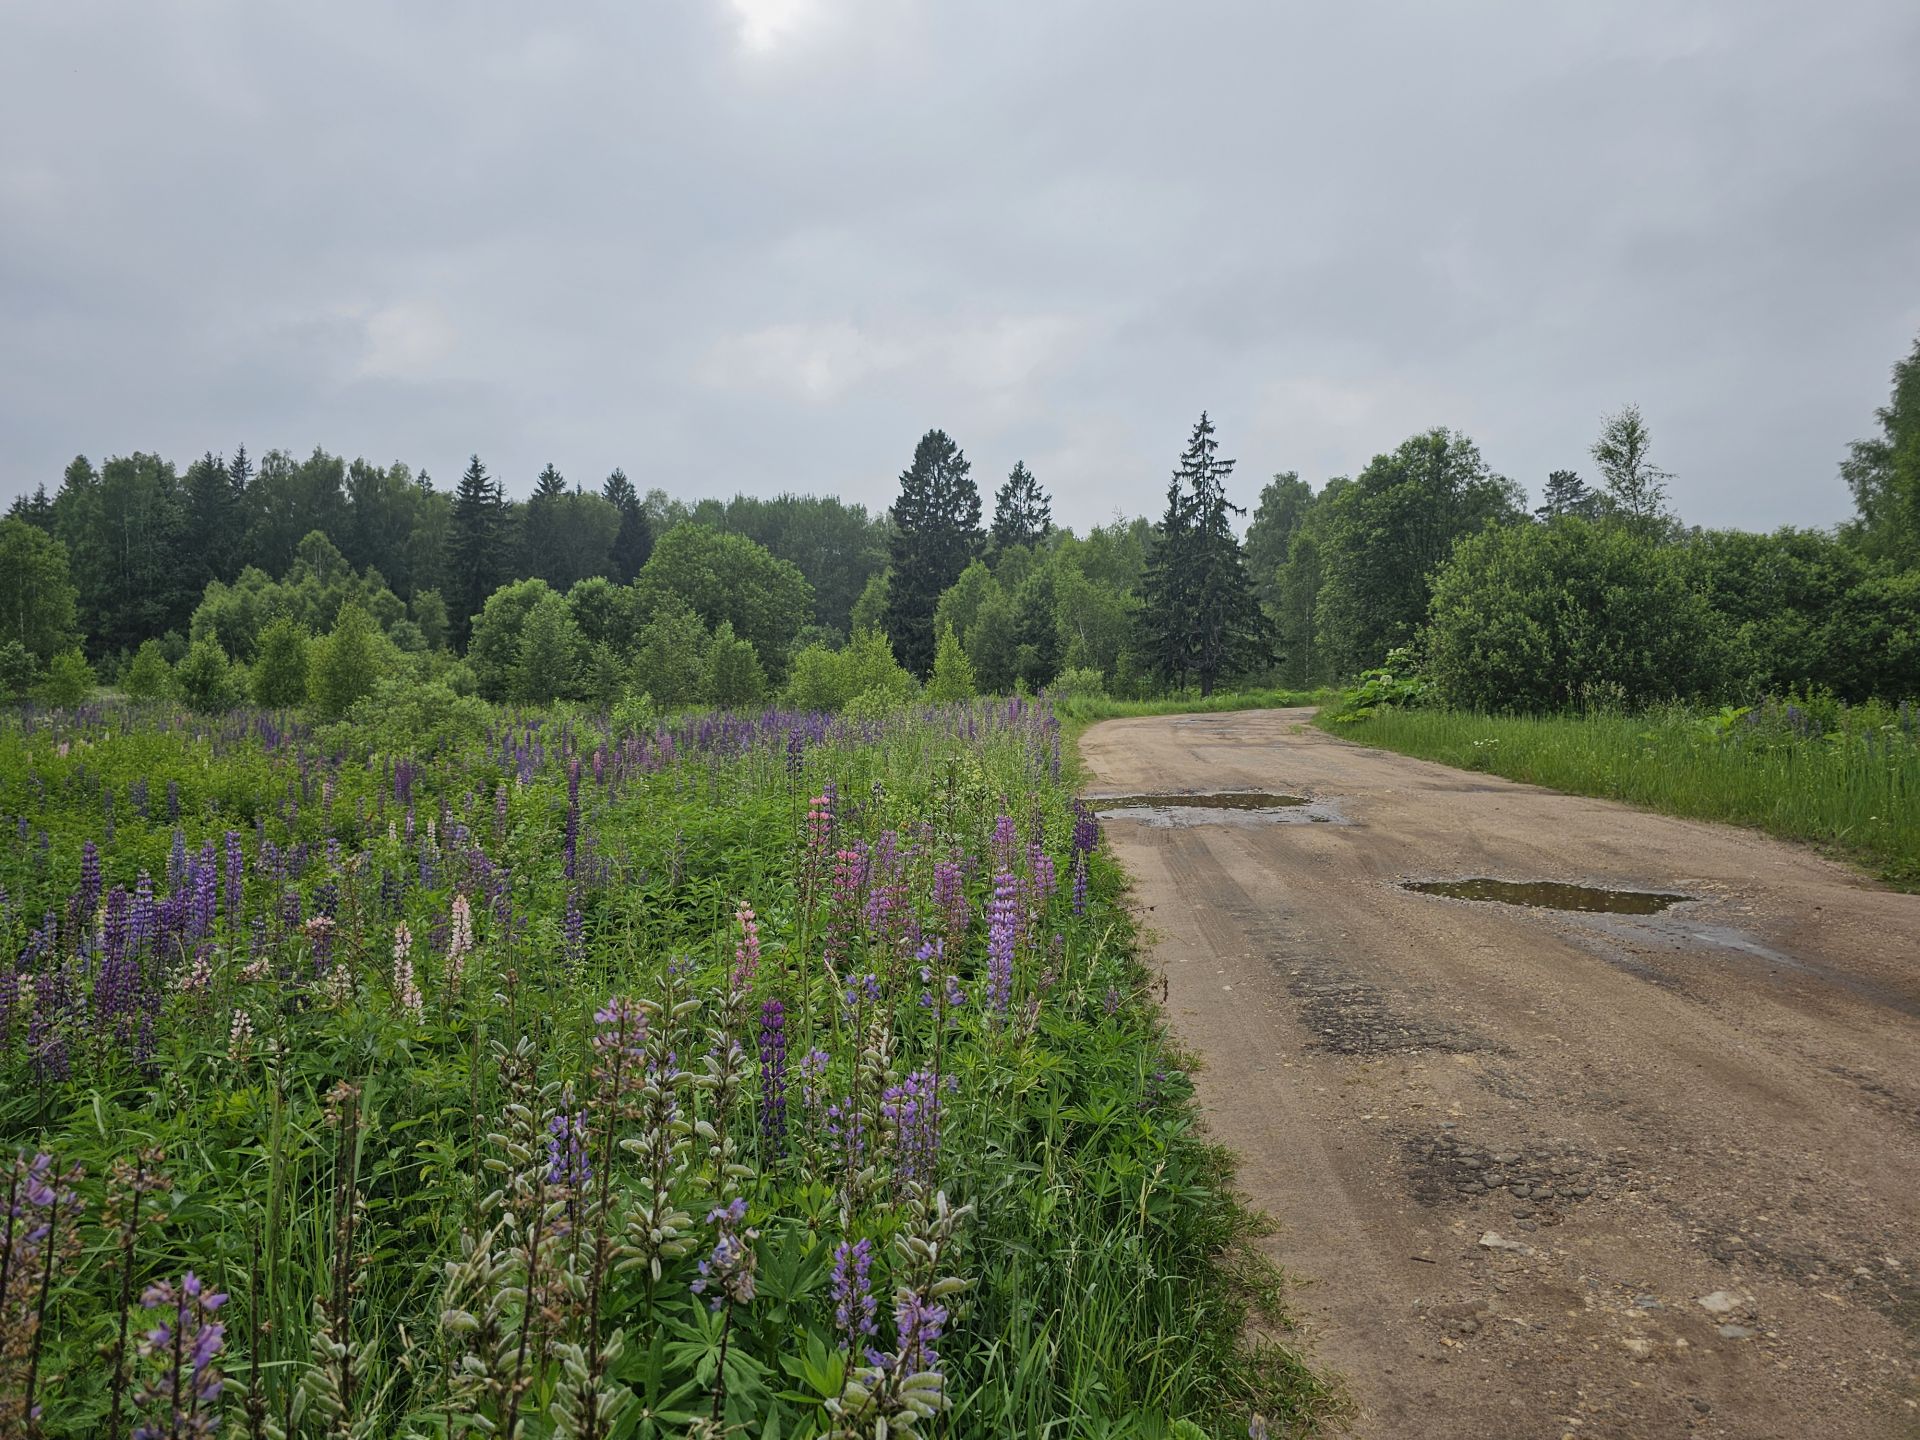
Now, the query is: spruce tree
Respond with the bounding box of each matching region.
[990,461,1053,552]
[882,429,982,676]
[449,455,506,648]
[185,450,245,587]
[523,462,568,583]
[1535,469,1598,522]
[1140,413,1266,695]
[602,468,654,583]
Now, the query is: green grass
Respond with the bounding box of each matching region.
[1321,698,1920,887]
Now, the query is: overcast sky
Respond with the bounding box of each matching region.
[3,1,1917,532]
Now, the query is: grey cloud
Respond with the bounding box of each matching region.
[3,0,1917,530]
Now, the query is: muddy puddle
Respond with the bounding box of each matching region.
[1088,791,1343,827]
[1402,878,1696,915]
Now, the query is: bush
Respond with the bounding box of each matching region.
[1044,665,1107,702]
[1425,518,1719,711]
[704,621,767,708]
[35,647,95,707]
[0,640,37,702]
[335,674,493,755]
[123,639,174,701]
[630,600,710,710]
[784,630,917,712]
[513,592,583,704]
[308,602,388,720]
[250,617,311,707]
[175,638,241,710]
[927,624,978,701]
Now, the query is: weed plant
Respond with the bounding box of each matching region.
[0,698,1323,1437]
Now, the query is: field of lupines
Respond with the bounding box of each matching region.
[0,697,1318,1438]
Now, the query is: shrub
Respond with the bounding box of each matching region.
[1425,518,1719,711]
[0,640,38,702]
[629,600,710,710]
[1044,665,1107,702]
[705,621,767,708]
[927,623,978,701]
[513,592,583,704]
[307,602,387,720]
[124,639,174,701]
[175,638,241,710]
[35,647,96,707]
[250,617,311,707]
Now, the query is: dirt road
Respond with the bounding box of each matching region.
[1080,709,1920,1440]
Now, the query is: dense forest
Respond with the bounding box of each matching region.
[3,332,1917,717]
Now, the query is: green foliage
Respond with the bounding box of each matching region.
[513,591,583,703]
[249,617,310,707]
[630,598,711,709]
[1590,404,1674,538]
[990,460,1053,551]
[0,517,78,660]
[35,646,95,707]
[123,639,174,701]
[468,577,558,701]
[1315,429,1523,677]
[449,453,509,648]
[0,641,38,702]
[927,623,977,701]
[631,524,813,677]
[410,588,450,651]
[1425,518,1717,710]
[1327,646,1430,721]
[1045,665,1106,701]
[174,637,241,711]
[1843,331,1920,564]
[306,601,387,720]
[704,620,768,708]
[335,673,495,755]
[885,430,983,676]
[785,630,918,712]
[1139,413,1268,696]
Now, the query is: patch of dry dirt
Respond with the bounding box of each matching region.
[1082,708,1920,1439]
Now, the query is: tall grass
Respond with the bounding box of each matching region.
[1323,695,1920,886]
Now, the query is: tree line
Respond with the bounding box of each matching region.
[4,330,1918,714]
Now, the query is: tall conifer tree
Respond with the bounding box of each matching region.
[449,454,506,647]
[602,468,654,583]
[883,429,982,676]
[990,461,1053,552]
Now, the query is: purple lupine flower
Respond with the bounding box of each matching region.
[1028,844,1058,913]
[30,969,71,1081]
[1071,799,1099,857]
[131,871,157,953]
[991,814,1017,873]
[933,859,968,938]
[78,840,103,917]
[690,1198,758,1311]
[986,869,1018,1016]
[758,999,788,1156]
[881,1070,943,1187]
[891,1288,947,1378]
[132,1270,227,1437]
[830,1238,880,1360]
[166,779,180,822]
[546,1110,593,1189]
[1071,850,1089,917]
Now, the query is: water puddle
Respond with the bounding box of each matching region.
[1092,792,1308,813]
[1402,878,1695,915]
[1088,791,1342,828]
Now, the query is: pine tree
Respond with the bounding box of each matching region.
[522,463,569,584]
[602,468,654,583]
[1140,413,1266,695]
[1535,469,1598,522]
[990,461,1053,552]
[882,429,982,676]
[449,455,507,648]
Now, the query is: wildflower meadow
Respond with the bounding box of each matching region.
[0,699,1316,1437]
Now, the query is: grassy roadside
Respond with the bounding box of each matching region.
[1320,703,1920,888]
